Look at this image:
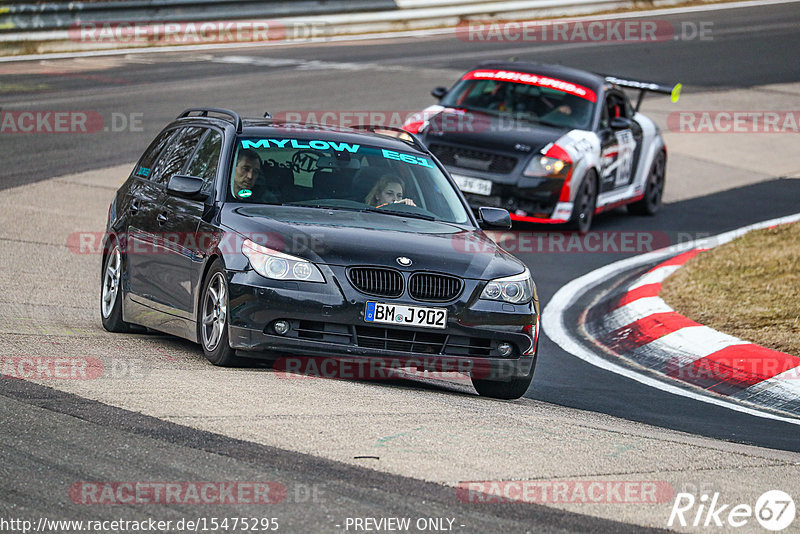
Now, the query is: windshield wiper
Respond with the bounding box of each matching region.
[290,203,357,210]
[360,207,437,221]
[289,202,437,221]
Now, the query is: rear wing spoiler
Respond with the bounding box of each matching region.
[604,76,682,112]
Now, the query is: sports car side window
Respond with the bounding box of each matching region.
[150,126,205,185]
[610,94,628,118]
[186,130,222,194]
[600,93,628,128]
[600,104,610,129]
[623,97,634,118]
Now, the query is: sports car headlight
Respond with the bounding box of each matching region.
[241,239,324,283]
[523,143,572,179]
[480,267,535,304]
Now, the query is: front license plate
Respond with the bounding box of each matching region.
[452,174,493,196]
[365,302,447,329]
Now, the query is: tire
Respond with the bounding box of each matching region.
[567,172,597,234]
[471,353,537,400]
[198,261,242,366]
[100,242,135,333]
[628,151,665,215]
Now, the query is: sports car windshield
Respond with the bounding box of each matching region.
[440,78,596,130]
[229,136,471,224]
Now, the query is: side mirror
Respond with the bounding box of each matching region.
[609,117,633,130]
[431,86,448,100]
[167,174,209,200]
[478,207,512,230]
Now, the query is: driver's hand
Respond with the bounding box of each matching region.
[394,198,416,206]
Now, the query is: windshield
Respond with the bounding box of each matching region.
[229,136,471,224]
[440,72,596,130]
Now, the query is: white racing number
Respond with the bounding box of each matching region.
[614,130,636,187]
[600,130,636,189]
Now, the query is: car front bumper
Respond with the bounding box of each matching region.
[226,267,537,381]
[449,167,573,223]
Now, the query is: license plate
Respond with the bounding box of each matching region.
[452,174,493,196]
[365,302,447,329]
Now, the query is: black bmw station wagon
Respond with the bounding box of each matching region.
[100,108,539,399]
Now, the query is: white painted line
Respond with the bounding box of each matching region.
[628,264,680,290]
[2,0,798,63]
[542,211,800,425]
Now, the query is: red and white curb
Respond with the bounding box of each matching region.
[589,248,800,414]
[543,212,800,424]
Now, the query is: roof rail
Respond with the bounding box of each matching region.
[178,108,243,133]
[348,124,427,152]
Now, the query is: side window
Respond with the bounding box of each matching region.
[150,127,204,185]
[600,93,627,129]
[607,93,628,120]
[135,128,177,180]
[600,103,609,129]
[186,130,223,193]
[623,96,634,118]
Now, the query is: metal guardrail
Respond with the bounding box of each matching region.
[0,0,727,54]
[0,0,399,32]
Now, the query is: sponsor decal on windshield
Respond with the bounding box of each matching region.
[382,149,433,168]
[240,139,360,152]
[462,69,597,102]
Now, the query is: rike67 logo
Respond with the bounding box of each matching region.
[668,490,795,531]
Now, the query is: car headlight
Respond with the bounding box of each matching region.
[241,239,324,282]
[523,143,572,179]
[480,267,535,304]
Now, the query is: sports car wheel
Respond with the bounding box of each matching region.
[199,262,241,366]
[471,354,537,400]
[100,243,134,332]
[568,173,597,234]
[629,151,665,215]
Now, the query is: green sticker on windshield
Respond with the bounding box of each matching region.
[238,189,252,198]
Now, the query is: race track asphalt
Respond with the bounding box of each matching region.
[1,2,799,532]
